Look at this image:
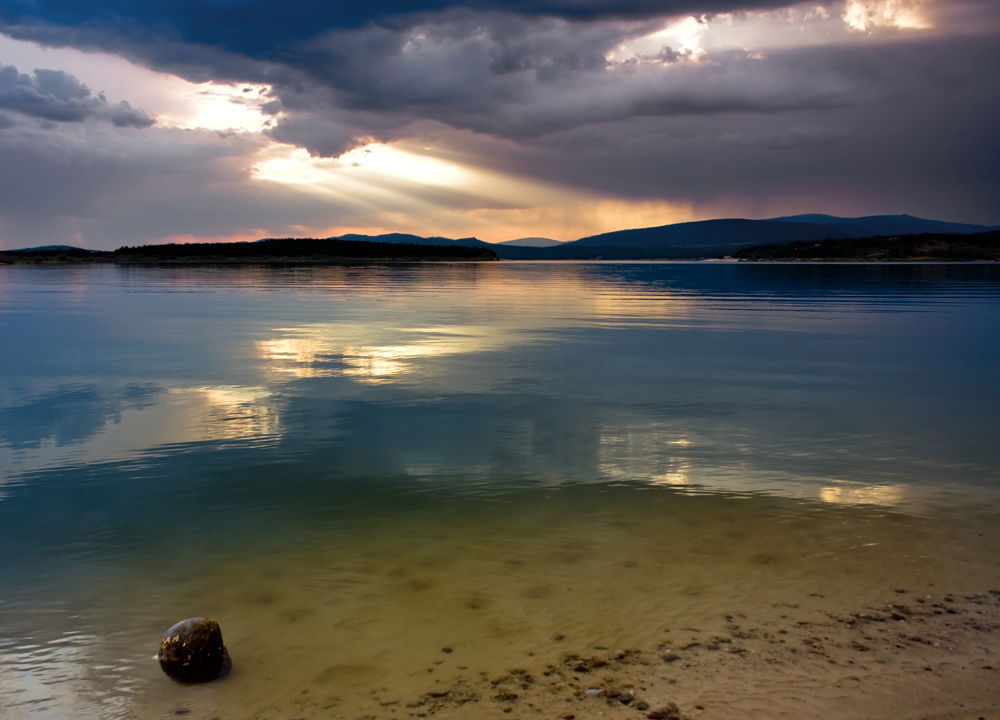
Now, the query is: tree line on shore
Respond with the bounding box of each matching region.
[0,237,498,264]
[733,230,1000,261]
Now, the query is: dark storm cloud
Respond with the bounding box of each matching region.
[0,63,154,127]
[4,0,998,158]
[262,13,640,154]
[0,1,796,57]
[0,2,810,126]
[376,29,999,224]
[254,12,865,157]
[1,0,998,245]
[526,33,1000,221]
[260,9,975,156]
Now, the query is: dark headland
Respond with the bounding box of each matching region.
[0,236,498,264]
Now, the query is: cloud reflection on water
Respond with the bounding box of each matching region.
[257,324,508,383]
[596,420,917,508]
[0,384,280,478]
[3,262,1000,514]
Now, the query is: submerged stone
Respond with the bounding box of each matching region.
[157,617,231,683]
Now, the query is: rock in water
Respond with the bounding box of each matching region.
[157,618,231,683]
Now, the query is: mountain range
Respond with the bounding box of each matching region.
[530,214,997,259]
[7,214,998,260]
[322,214,996,259]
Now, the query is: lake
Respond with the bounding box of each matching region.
[1,261,999,719]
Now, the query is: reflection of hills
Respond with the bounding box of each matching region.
[522,258,1000,301]
[116,256,1000,304]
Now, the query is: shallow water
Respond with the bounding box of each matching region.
[1,261,999,719]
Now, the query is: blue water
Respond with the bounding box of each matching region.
[1,261,999,718]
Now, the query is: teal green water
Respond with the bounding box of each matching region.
[1,261,1000,718]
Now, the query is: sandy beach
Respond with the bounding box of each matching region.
[208,585,999,720]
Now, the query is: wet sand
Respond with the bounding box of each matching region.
[254,586,1000,720]
[120,493,1000,720]
[4,487,999,719]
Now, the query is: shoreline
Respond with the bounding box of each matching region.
[734,257,1000,263]
[3,256,1000,266]
[256,586,1000,720]
[0,256,499,266]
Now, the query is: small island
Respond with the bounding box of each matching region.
[0,237,498,265]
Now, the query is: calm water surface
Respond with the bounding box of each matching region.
[1,261,999,718]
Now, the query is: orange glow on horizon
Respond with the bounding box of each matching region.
[304,198,700,244]
[144,200,703,246]
[248,140,699,244]
[151,231,271,245]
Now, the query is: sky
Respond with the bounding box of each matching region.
[0,0,997,249]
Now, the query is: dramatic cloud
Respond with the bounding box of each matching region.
[0,63,154,127]
[0,1,804,57]
[0,0,998,248]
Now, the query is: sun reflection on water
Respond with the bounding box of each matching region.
[819,483,907,506]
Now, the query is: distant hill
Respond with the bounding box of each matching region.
[570,219,814,255]
[7,245,96,253]
[767,214,861,224]
[769,213,994,235]
[564,214,997,257]
[322,233,492,249]
[496,237,563,248]
[0,245,107,262]
[470,214,995,259]
[734,229,1000,261]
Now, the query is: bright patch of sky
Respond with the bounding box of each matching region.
[254,144,475,189]
[0,33,275,131]
[842,0,931,31]
[614,1,933,67]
